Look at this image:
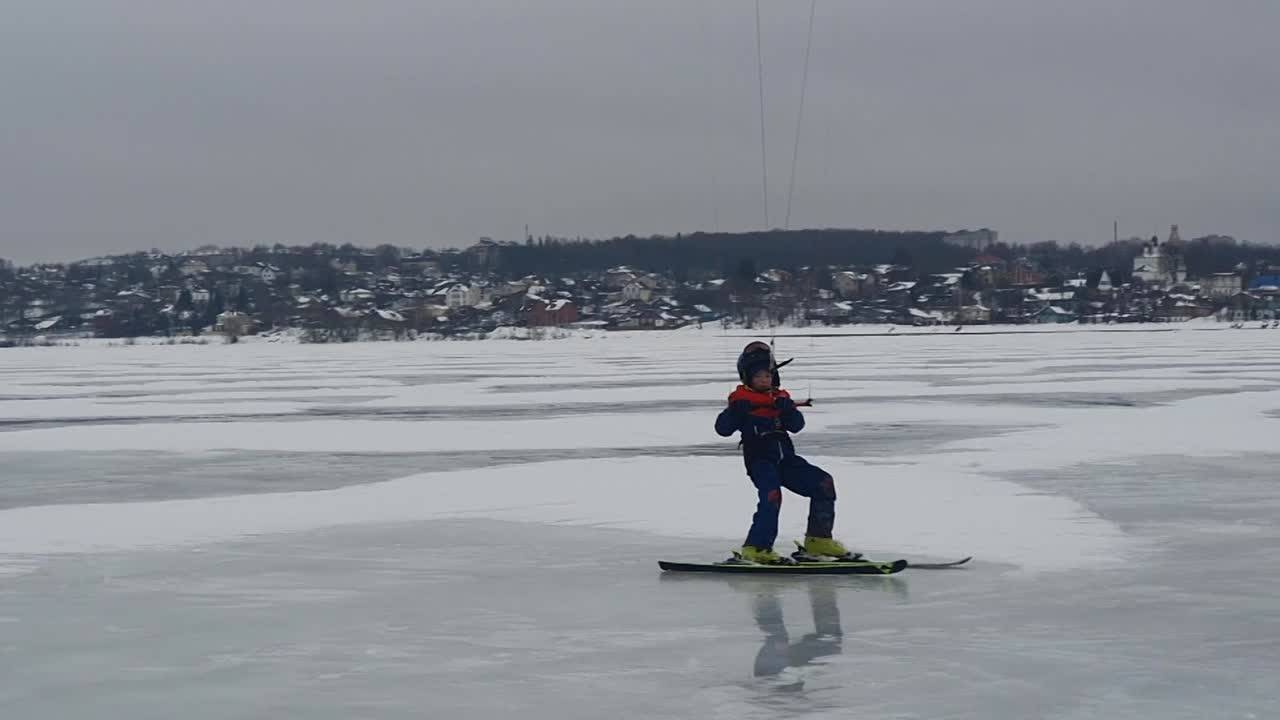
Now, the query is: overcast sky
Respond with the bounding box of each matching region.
[2,0,1277,264]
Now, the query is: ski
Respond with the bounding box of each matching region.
[789,540,971,569]
[905,556,972,569]
[658,558,907,575]
[657,554,971,574]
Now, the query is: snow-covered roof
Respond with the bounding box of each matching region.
[33,316,62,331]
[1029,291,1073,301]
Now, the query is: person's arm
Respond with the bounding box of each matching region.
[775,395,805,433]
[715,399,751,437]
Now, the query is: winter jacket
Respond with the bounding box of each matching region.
[714,385,805,467]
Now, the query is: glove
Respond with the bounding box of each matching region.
[773,396,797,413]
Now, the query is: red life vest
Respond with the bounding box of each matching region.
[728,385,793,420]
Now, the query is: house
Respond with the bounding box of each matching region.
[340,288,376,304]
[831,271,875,299]
[367,308,408,338]
[903,307,942,326]
[603,267,639,290]
[956,305,991,324]
[882,281,918,307]
[256,263,280,284]
[523,298,579,327]
[214,311,256,336]
[1249,275,1280,292]
[1027,289,1074,303]
[1097,271,1113,292]
[621,281,652,303]
[33,316,63,332]
[805,301,854,324]
[971,255,1007,288]
[443,283,480,309]
[610,306,682,330]
[1201,273,1241,299]
[179,260,209,277]
[1036,305,1077,324]
[1010,258,1044,286]
[1164,301,1204,322]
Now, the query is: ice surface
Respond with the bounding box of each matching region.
[2,326,1279,718]
[0,457,1129,571]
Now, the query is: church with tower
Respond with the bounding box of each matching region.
[1132,225,1187,287]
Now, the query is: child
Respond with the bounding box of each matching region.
[714,341,853,564]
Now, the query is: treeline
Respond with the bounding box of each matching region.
[497,229,973,277]
[11,228,1280,283]
[499,230,1280,281]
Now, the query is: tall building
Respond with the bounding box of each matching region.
[944,229,997,252]
[1132,225,1186,287]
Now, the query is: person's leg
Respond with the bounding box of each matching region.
[744,461,783,551]
[778,456,836,539]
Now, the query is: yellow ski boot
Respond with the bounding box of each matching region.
[798,537,862,561]
[736,545,787,565]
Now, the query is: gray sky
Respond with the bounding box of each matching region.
[2,0,1277,265]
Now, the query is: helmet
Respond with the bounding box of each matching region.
[737,341,775,387]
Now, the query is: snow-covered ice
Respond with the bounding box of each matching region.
[1,326,1278,719]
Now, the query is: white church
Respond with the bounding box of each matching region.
[1132,225,1187,287]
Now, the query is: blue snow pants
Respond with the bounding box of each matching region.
[744,455,836,550]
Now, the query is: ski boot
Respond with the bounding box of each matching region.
[792,537,863,563]
[730,545,793,565]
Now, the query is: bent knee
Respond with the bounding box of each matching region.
[820,474,836,499]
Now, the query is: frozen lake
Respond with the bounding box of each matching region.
[2,327,1279,718]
